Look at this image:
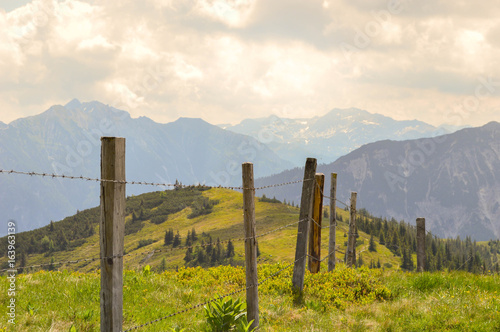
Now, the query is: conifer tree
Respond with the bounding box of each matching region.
[226,240,235,258]
[173,231,181,248]
[369,234,377,252]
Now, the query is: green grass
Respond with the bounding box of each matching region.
[0,265,498,331]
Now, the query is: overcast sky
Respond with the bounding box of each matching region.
[1,0,499,127]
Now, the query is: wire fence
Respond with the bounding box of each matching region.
[0,166,319,331]
[2,166,497,331]
[0,169,306,191]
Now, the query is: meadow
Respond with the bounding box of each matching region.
[0,263,499,331]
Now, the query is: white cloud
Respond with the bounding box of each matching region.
[0,0,499,127]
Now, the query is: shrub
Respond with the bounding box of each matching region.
[151,215,168,225]
[204,297,255,332]
[137,239,154,249]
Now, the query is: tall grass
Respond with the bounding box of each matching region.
[1,265,498,331]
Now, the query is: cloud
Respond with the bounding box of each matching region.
[0,0,499,128]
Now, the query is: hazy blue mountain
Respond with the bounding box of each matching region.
[255,122,500,241]
[0,121,6,129]
[0,99,289,235]
[223,108,456,166]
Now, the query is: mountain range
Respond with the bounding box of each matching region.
[1,99,496,241]
[255,122,500,241]
[221,108,460,166]
[0,99,288,234]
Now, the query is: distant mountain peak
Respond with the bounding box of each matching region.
[482,121,500,130]
[65,98,82,110]
[173,117,209,126]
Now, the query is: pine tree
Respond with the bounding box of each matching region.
[191,227,198,241]
[357,254,364,267]
[196,247,207,264]
[377,258,381,268]
[164,229,174,246]
[226,240,235,258]
[401,248,414,271]
[369,234,377,252]
[58,230,69,250]
[48,240,55,254]
[173,231,181,248]
[184,248,193,263]
[158,257,167,272]
[215,238,222,263]
[379,232,385,245]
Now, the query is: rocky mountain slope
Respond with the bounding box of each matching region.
[255,122,500,241]
[0,99,288,234]
[222,108,457,166]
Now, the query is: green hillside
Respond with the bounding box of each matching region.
[0,187,402,274]
[1,188,499,331]
[1,187,498,274]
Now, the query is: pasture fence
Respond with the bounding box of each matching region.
[0,136,433,331]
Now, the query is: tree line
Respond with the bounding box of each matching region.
[353,208,499,273]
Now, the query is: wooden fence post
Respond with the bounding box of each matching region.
[328,173,337,271]
[100,137,125,332]
[346,192,357,268]
[242,163,259,329]
[416,217,425,272]
[292,158,317,292]
[308,173,324,273]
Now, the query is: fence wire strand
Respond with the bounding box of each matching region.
[0,169,304,191]
[122,285,249,331]
[124,255,304,331]
[313,178,350,210]
[1,216,310,275]
[0,256,100,273]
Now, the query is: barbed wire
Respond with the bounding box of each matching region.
[0,169,304,191]
[2,216,311,275]
[254,179,308,190]
[313,178,350,210]
[106,217,310,261]
[0,256,100,273]
[255,218,305,239]
[124,255,305,331]
[456,255,473,271]
[122,283,249,331]
[306,248,343,263]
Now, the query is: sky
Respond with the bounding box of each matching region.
[0,0,499,127]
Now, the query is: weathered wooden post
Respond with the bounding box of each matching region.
[100,137,125,332]
[328,173,337,271]
[416,217,425,272]
[308,173,324,273]
[292,158,317,292]
[242,163,259,329]
[346,192,357,268]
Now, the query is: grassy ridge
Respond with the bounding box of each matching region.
[1,188,402,274]
[0,265,498,331]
